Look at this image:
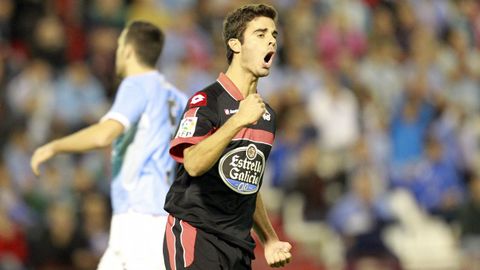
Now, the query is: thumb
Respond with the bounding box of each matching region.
[31,156,41,176]
[31,162,39,176]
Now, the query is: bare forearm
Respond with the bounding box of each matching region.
[184,116,245,176]
[50,121,122,154]
[31,120,123,176]
[253,193,278,244]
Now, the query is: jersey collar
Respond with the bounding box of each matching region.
[217,73,244,101]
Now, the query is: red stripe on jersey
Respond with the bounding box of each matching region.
[170,133,213,163]
[166,215,176,270]
[184,107,199,118]
[217,73,244,101]
[233,128,274,145]
[180,220,197,267]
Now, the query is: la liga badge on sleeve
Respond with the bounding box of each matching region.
[176,117,197,138]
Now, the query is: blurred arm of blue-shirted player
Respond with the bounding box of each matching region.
[31,78,147,176]
[31,119,122,175]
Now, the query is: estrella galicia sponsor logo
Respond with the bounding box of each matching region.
[218,144,265,194]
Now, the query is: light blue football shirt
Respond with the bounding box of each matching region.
[101,71,187,215]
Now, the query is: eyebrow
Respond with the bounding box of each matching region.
[253,28,278,38]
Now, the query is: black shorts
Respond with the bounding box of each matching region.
[163,215,252,270]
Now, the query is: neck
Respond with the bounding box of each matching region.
[125,61,156,77]
[225,61,258,98]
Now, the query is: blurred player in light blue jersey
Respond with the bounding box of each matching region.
[31,21,187,270]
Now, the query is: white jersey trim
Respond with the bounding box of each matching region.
[101,112,131,131]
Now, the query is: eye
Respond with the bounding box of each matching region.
[258,33,265,38]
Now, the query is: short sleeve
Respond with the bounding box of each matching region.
[100,80,147,130]
[169,92,217,163]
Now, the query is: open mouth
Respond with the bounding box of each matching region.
[264,51,274,64]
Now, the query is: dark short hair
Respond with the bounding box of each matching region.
[125,21,164,67]
[223,4,277,64]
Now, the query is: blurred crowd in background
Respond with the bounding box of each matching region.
[1,0,480,269]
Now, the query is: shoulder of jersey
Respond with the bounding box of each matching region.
[119,76,138,88]
[187,84,220,109]
[188,91,207,108]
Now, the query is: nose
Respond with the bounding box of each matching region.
[268,37,276,48]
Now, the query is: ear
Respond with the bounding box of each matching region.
[228,38,241,54]
[125,44,134,60]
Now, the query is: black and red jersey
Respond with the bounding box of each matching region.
[165,73,276,255]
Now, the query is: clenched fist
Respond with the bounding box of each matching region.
[264,240,292,268]
[234,93,266,126]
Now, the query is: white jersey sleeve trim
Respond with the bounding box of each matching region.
[100,112,131,131]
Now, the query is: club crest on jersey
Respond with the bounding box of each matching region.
[218,144,265,195]
[262,111,271,121]
[189,92,207,107]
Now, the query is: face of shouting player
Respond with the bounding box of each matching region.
[236,16,277,78]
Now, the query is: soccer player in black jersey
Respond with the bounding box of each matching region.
[163,4,292,269]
